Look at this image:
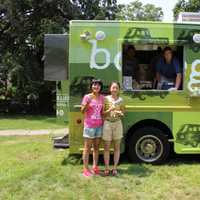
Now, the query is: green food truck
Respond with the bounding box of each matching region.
[44,19,200,164]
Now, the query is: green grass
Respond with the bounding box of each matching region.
[0,115,67,130]
[1,135,200,200]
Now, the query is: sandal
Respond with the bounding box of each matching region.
[104,169,110,176]
[92,166,100,175]
[112,169,118,176]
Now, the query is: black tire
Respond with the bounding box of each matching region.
[126,126,170,164]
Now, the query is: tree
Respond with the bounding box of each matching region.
[0,0,117,113]
[173,0,200,19]
[116,0,163,21]
[72,0,117,20]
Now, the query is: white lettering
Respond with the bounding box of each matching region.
[89,39,110,70]
[87,32,121,71]
[57,109,64,117]
[188,59,200,93]
[114,51,122,71]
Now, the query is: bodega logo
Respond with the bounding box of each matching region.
[188,59,200,94]
[86,31,121,71]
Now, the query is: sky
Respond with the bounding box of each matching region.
[117,0,179,21]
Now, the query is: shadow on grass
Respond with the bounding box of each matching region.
[61,154,82,165]
[165,153,200,166]
[119,153,154,177]
[120,152,200,166]
[120,165,154,177]
[61,151,200,170]
[61,154,154,178]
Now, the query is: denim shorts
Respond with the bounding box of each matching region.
[83,126,103,139]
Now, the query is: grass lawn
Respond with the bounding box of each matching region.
[1,136,200,200]
[0,115,67,130]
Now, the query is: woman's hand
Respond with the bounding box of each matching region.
[108,105,115,112]
[113,110,124,117]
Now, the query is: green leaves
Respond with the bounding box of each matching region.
[116,0,163,21]
[173,0,200,19]
[0,0,117,108]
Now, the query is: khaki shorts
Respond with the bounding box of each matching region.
[102,120,123,141]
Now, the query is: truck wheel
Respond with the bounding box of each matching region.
[127,127,170,164]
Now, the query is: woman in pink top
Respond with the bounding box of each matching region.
[81,79,104,177]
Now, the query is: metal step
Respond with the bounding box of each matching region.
[53,134,69,148]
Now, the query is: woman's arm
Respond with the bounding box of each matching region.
[175,73,182,90]
[103,105,114,115]
[80,94,91,113]
[81,104,88,113]
[120,104,125,114]
[156,72,161,83]
[113,103,125,117]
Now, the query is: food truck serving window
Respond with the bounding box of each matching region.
[122,44,183,91]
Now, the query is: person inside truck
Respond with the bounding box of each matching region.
[123,45,139,82]
[155,47,182,90]
[81,79,104,177]
[150,46,162,88]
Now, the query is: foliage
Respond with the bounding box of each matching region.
[72,0,117,20]
[0,0,117,112]
[173,0,200,19]
[116,0,163,21]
